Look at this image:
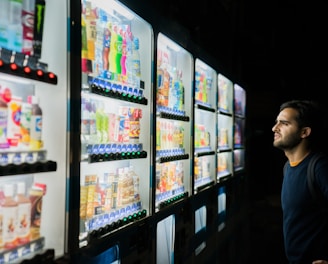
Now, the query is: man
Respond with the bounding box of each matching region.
[272,100,328,264]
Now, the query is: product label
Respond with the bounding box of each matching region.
[20,103,32,145]
[22,10,35,55]
[30,115,42,140]
[0,24,8,47]
[7,97,22,146]
[129,120,140,142]
[2,206,18,249]
[29,190,43,240]
[0,107,8,148]
[17,202,31,243]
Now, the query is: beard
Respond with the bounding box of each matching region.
[273,133,302,151]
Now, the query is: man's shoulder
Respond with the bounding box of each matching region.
[310,151,328,160]
[311,152,328,173]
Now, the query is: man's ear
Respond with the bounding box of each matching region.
[301,127,311,138]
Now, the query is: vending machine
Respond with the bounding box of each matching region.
[233,83,246,173]
[0,0,67,262]
[154,32,193,264]
[193,58,217,193]
[231,82,247,218]
[215,80,247,263]
[68,0,154,262]
[217,73,234,182]
[215,72,235,262]
[191,58,218,261]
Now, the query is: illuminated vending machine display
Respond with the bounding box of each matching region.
[217,73,234,181]
[155,33,193,263]
[192,59,217,259]
[193,59,217,193]
[233,83,246,172]
[78,0,153,258]
[0,0,66,262]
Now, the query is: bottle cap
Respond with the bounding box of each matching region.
[0,87,12,103]
[31,95,39,104]
[4,184,14,197]
[23,0,35,12]
[17,182,26,194]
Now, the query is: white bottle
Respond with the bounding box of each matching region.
[0,185,5,248]
[2,183,18,249]
[29,95,43,150]
[15,181,31,244]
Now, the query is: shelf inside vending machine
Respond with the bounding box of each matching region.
[0,48,58,85]
[0,237,46,263]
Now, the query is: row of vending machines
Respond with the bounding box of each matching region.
[0,0,248,263]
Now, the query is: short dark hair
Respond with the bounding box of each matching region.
[279,100,325,150]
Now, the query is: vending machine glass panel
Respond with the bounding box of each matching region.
[79,0,153,247]
[194,59,217,192]
[217,73,234,182]
[155,33,192,211]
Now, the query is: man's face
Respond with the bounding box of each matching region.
[272,107,303,150]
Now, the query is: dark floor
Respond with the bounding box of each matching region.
[248,194,288,264]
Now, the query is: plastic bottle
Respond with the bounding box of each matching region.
[0,185,5,248]
[81,96,90,136]
[109,24,118,75]
[7,96,22,147]
[29,184,44,240]
[29,95,43,150]
[122,167,132,205]
[120,33,127,79]
[129,165,140,202]
[32,0,46,58]
[95,101,106,143]
[2,183,18,249]
[115,27,123,75]
[170,69,179,111]
[22,0,35,55]
[15,181,31,244]
[132,37,141,88]
[101,108,108,144]
[7,0,23,52]
[20,100,32,146]
[0,0,9,49]
[125,37,133,86]
[81,15,89,72]
[0,92,9,149]
[88,99,97,144]
[102,21,111,72]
